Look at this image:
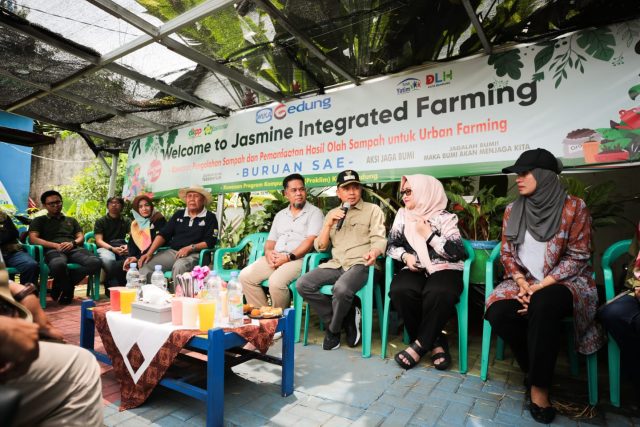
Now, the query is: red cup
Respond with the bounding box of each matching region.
[109,287,128,311]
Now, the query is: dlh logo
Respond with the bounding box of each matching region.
[425,70,453,87]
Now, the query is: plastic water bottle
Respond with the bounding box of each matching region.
[205,271,220,300]
[126,263,141,300]
[151,265,167,292]
[227,272,244,327]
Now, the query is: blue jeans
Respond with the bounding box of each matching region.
[598,293,640,393]
[5,250,39,285]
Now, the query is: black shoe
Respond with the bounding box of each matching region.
[529,401,556,424]
[323,330,341,350]
[345,306,361,347]
[50,288,61,302]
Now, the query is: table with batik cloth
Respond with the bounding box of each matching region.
[79,300,294,427]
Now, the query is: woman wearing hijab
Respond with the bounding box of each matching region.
[123,195,167,270]
[485,148,603,424]
[387,174,466,371]
[598,221,640,405]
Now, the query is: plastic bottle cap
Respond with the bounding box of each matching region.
[130,263,137,268]
[155,265,162,270]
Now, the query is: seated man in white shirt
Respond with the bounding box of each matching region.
[240,174,324,309]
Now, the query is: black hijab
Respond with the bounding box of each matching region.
[504,168,567,244]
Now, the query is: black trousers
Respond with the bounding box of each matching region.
[389,268,463,351]
[485,284,573,388]
[45,248,102,297]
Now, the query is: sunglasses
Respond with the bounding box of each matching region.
[400,189,413,197]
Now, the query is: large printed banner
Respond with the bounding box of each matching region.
[124,20,640,198]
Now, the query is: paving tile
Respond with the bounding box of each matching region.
[440,402,471,425]
[366,401,396,417]
[150,415,186,427]
[496,395,524,417]
[315,401,365,420]
[223,408,269,427]
[286,404,334,423]
[115,416,152,426]
[412,404,444,424]
[378,394,422,412]
[103,408,138,426]
[321,415,353,427]
[436,376,463,393]
[429,389,475,406]
[349,411,385,427]
[379,408,416,427]
[603,412,634,426]
[457,386,503,403]
[469,401,498,420]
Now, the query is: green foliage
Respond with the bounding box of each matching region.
[488,50,523,80]
[445,186,512,241]
[56,154,128,232]
[561,177,625,229]
[576,28,616,61]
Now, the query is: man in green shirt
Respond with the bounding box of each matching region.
[297,170,387,350]
[94,196,130,293]
[29,190,101,304]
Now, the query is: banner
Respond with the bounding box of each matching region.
[124,19,640,198]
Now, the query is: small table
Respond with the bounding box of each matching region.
[79,300,295,427]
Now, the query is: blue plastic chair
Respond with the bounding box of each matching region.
[301,252,384,358]
[380,239,475,374]
[601,238,632,408]
[480,243,598,406]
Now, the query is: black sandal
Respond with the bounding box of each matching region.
[394,341,426,370]
[431,335,452,371]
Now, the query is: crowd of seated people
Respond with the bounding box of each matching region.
[4,150,639,424]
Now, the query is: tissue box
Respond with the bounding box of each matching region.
[131,302,172,324]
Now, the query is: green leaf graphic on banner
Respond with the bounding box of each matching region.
[576,28,615,61]
[629,84,640,100]
[129,139,141,159]
[144,136,154,153]
[532,72,545,82]
[488,50,523,79]
[534,43,555,71]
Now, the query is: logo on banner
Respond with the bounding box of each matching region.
[147,159,162,183]
[396,78,421,95]
[255,98,332,123]
[256,108,273,123]
[425,70,453,88]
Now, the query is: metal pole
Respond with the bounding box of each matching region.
[108,153,119,197]
[216,193,224,232]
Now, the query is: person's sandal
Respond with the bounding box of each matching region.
[529,400,556,424]
[431,336,452,371]
[394,341,426,370]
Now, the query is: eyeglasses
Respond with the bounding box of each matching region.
[45,200,62,206]
[287,187,306,194]
[400,189,413,197]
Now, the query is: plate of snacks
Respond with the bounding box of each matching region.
[243,303,254,315]
[249,306,283,319]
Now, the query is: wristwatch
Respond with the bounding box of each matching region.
[288,252,297,261]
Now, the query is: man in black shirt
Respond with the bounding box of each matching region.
[28,190,101,304]
[94,196,130,293]
[138,186,218,281]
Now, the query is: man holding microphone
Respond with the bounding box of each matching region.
[297,170,387,350]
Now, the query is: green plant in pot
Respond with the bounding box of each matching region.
[445,184,513,283]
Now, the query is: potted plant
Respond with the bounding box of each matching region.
[445,183,513,283]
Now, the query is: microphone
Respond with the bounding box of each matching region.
[336,202,350,231]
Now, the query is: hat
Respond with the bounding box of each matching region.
[178,185,212,204]
[502,148,562,174]
[336,170,361,188]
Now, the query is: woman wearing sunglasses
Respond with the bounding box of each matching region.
[387,174,467,370]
